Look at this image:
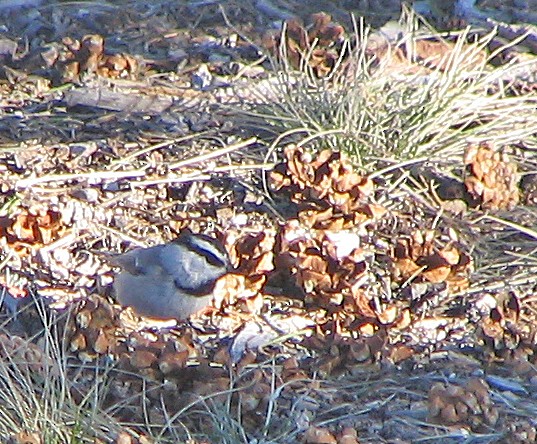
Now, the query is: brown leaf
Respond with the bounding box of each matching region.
[351,287,377,318]
[130,350,157,369]
[10,432,42,444]
[422,264,451,284]
[93,329,110,354]
[389,345,414,364]
[394,258,422,278]
[338,427,360,444]
[376,305,398,325]
[439,245,461,266]
[303,427,337,444]
[158,350,189,374]
[349,341,371,362]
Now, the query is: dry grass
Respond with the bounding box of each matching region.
[237,10,537,171]
[0,299,121,443]
[1,6,537,444]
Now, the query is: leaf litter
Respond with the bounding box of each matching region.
[0,1,537,443]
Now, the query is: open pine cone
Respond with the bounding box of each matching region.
[464,142,519,210]
[428,378,498,430]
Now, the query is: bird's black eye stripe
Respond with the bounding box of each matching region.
[194,246,227,267]
[180,235,228,267]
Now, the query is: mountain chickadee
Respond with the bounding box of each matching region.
[106,232,231,320]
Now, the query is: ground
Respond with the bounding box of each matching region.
[0,1,537,443]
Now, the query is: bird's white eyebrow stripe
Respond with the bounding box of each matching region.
[176,235,227,267]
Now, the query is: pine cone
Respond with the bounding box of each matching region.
[391,229,472,290]
[68,295,122,362]
[464,142,519,210]
[263,13,345,77]
[428,378,498,430]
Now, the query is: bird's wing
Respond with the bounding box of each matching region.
[105,245,166,275]
[159,243,213,293]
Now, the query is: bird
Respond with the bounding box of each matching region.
[103,231,231,321]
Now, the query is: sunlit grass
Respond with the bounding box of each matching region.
[238,9,536,173]
[0,298,122,443]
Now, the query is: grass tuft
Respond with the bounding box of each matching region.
[238,10,537,172]
[0,296,123,443]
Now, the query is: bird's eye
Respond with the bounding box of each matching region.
[183,235,229,268]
